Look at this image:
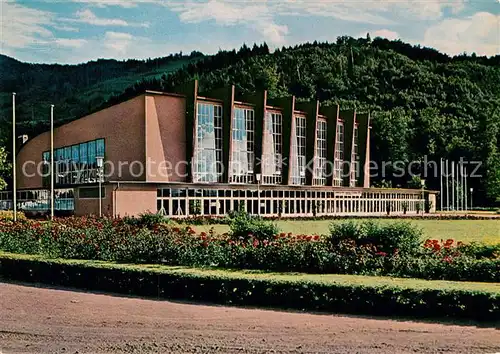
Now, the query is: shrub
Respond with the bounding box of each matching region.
[0,211,26,221]
[228,210,280,241]
[123,212,171,229]
[0,217,498,282]
[328,220,422,255]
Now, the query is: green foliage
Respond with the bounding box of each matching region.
[408,175,425,189]
[1,39,499,202]
[0,211,26,221]
[0,146,9,191]
[2,217,498,282]
[328,220,422,255]
[228,210,281,241]
[1,253,499,321]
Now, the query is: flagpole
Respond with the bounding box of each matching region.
[455,163,460,210]
[451,161,455,210]
[12,93,17,222]
[50,104,54,219]
[460,162,464,211]
[440,158,443,211]
[464,167,468,210]
[445,159,449,211]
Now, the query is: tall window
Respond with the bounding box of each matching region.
[334,122,344,186]
[230,107,255,184]
[350,125,359,187]
[194,102,223,183]
[313,118,327,186]
[262,111,282,184]
[291,115,306,185]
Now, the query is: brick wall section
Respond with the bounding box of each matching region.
[113,184,157,217]
[74,185,113,216]
[145,93,187,182]
[16,95,146,189]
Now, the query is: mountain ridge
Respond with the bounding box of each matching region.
[0,37,498,203]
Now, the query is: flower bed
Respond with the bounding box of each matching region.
[0,216,499,282]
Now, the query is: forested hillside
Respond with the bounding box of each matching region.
[1,37,499,204]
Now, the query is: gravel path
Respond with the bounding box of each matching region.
[1,282,499,353]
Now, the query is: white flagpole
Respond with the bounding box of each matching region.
[50,105,54,219]
[440,158,443,211]
[460,162,464,211]
[445,159,449,211]
[464,167,468,210]
[12,92,17,222]
[451,161,455,210]
[457,161,460,211]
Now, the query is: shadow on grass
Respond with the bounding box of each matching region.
[2,279,498,330]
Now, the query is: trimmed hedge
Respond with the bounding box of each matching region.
[1,252,499,322]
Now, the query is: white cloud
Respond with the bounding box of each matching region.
[103,31,133,54]
[168,0,289,45]
[62,9,148,27]
[53,25,80,32]
[281,0,466,23]
[0,1,53,49]
[54,38,88,48]
[370,29,400,40]
[70,0,157,7]
[421,12,500,56]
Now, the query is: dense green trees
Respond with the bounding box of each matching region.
[0,38,498,204]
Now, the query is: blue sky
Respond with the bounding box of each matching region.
[1,0,498,64]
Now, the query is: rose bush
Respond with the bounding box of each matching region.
[0,216,498,282]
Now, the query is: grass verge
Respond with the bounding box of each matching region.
[189,219,500,245]
[1,252,499,322]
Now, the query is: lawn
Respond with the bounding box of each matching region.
[188,219,500,245]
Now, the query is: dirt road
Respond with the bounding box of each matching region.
[1,282,499,353]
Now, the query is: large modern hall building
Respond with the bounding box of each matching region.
[2,80,436,217]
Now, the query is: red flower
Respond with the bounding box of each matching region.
[442,255,453,263]
[200,232,207,237]
[306,235,312,241]
[253,239,259,248]
[173,227,180,233]
[313,235,320,241]
[375,251,388,257]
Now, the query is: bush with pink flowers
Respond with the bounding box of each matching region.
[0,215,498,282]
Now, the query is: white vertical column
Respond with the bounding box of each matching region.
[50,104,55,219]
[12,93,17,221]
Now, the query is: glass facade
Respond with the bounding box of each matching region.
[350,125,359,187]
[0,189,74,211]
[43,138,105,186]
[313,118,327,186]
[156,187,424,217]
[230,107,255,183]
[334,122,344,186]
[291,115,306,185]
[262,111,283,184]
[193,102,223,183]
